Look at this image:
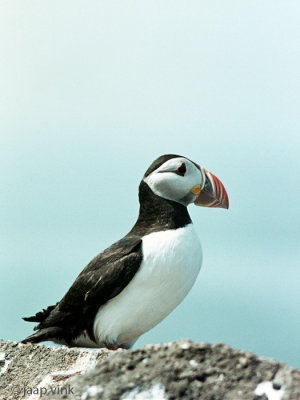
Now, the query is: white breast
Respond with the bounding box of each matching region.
[93,223,202,347]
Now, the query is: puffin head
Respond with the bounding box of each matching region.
[143,154,229,209]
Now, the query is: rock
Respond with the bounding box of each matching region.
[0,339,110,400]
[0,339,299,400]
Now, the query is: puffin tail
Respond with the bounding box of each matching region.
[22,304,57,323]
[21,327,64,344]
[22,302,65,344]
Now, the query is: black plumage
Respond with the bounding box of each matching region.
[22,155,192,347]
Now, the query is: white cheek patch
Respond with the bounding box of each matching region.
[143,159,203,204]
[144,173,181,200]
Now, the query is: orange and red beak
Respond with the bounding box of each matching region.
[193,168,229,209]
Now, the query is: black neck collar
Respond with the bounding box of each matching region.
[130,181,192,236]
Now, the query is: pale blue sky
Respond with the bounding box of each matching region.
[1,1,299,367]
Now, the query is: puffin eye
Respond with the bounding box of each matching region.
[175,163,186,176]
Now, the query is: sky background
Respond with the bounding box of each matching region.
[1,1,299,368]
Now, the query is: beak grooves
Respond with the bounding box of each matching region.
[194,168,229,209]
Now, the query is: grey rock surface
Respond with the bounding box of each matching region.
[0,339,299,400]
[0,340,110,400]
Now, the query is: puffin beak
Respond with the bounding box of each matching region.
[192,168,229,209]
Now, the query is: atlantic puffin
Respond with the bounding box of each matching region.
[22,154,229,349]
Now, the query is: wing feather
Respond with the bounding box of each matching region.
[31,235,143,342]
